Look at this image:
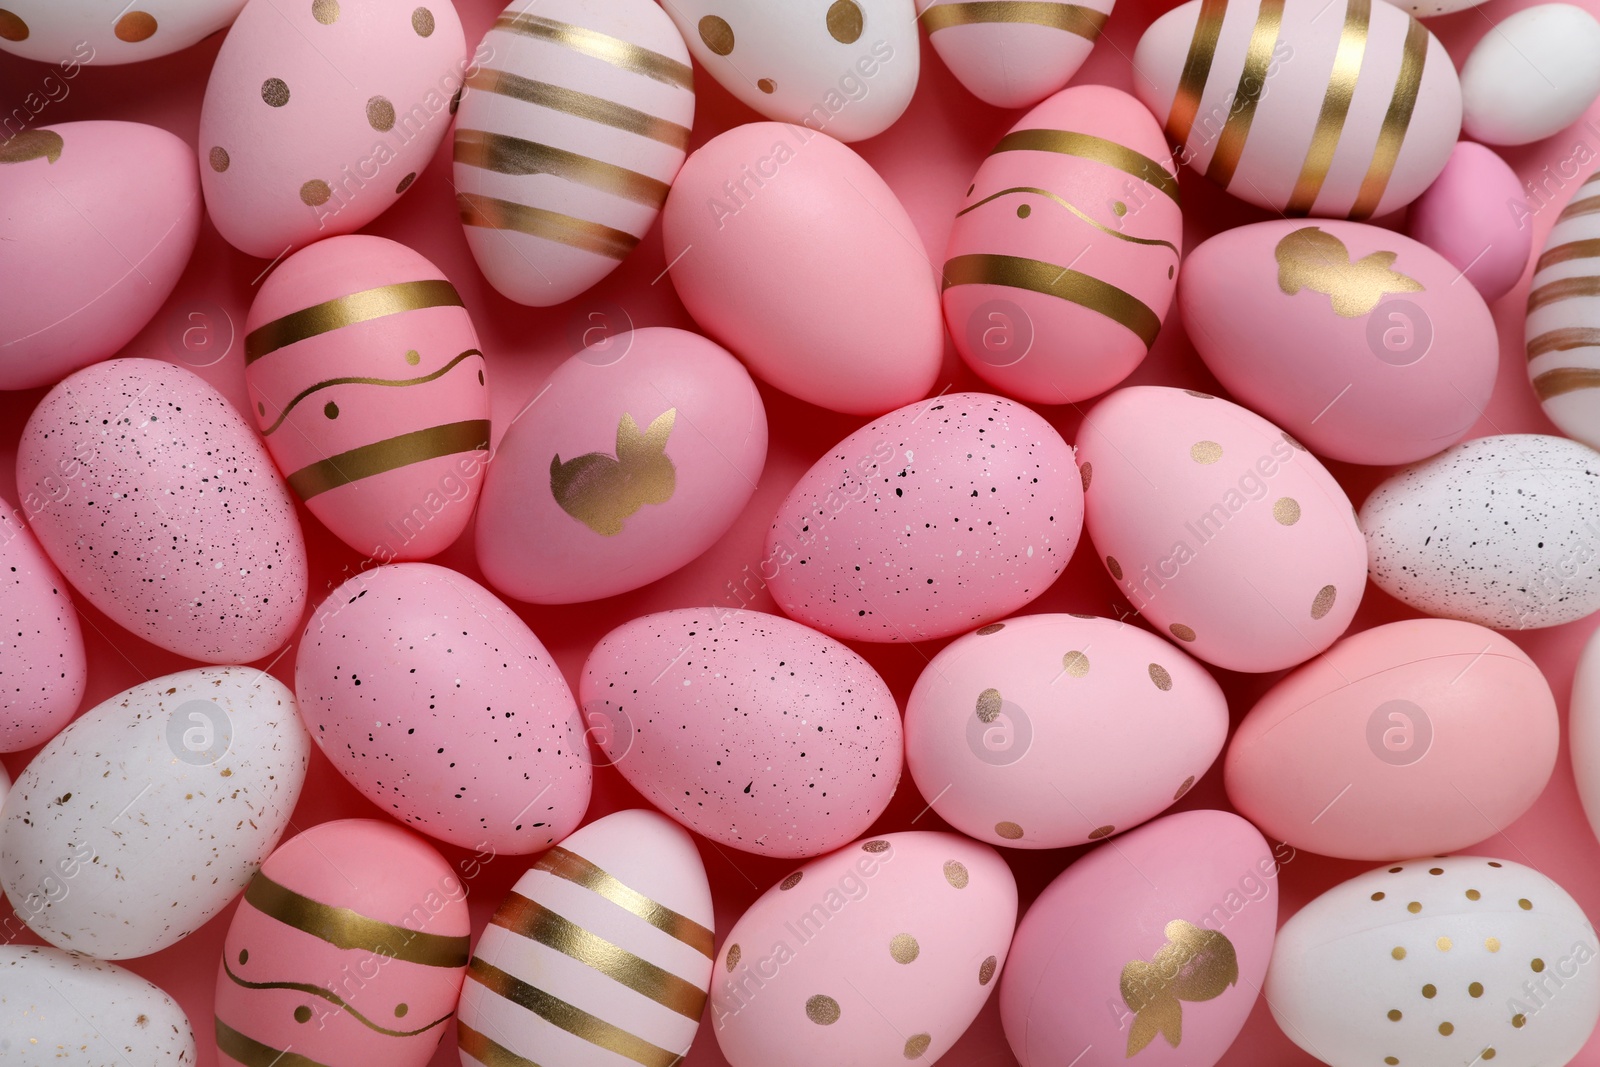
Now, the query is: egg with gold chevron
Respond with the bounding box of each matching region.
[214,819,470,1067]
[453,0,695,307]
[942,84,1181,405]
[244,235,489,562]
[1132,0,1459,219]
[920,0,1114,109]
[457,808,715,1067]
[1527,169,1600,452]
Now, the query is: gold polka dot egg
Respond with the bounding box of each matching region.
[0,0,243,63]
[712,831,1018,1067]
[198,0,467,258]
[1266,856,1600,1067]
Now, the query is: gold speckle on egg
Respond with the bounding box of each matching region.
[1062,650,1089,677]
[698,14,735,54]
[1488,861,1503,867]
[1439,1022,1454,1036]
[757,78,776,94]
[726,944,741,971]
[943,861,968,889]
[262,77,290,107]
[1017,204,1031,219]
[1170,623,1197,642]
[300,179,331,206]
[978,956,997,984]
[1088,825,1114,840]
[209,147,230,172]
[312,0,339,23]
[1469,982,1483,998]
[367,96,396,131]
[405,349,421,365]
[1429,867,1445,876]
[890,934,920,964]
[114,12,158,41]
[976,688,1002,724]
[1466,889,1481,901]
[1486,938,1501,953]
[1390,866,1404,873]
[1173,775,1195,800]
[1371,892,1386,901]
[1168,265,1175,279]
[1274,498,1302,525]
[1532,958,1546,973]
[323,401,339,419]
[411,6,434,35]
[995,821,1024,840]
[293,1006,312,1024]
[239,949,249,965]
[1190,440,1223,464]
[394,1004,407,1018]
[1421,984,1436,998]
[1392,946,1406,960]
[1384,1059,1399,1066]
[1513,1014,1526,1027]
[903,1034,931,1059]
[805,995,840,1025]
[1311,585,1338,619]
[861,840,889,853]
[780,872,803,891]
[1149,664,1173,691]
[1483,1051,1496,1061]
[0,9,29,40]
[1106,555,1123,580]
[1080,461,1092,491]
[827,0,864,43]
[1387,1009,1402,1021]
[257,401,265,415]
[1437,937,1453,952]
[1519,898,1533,910]
[1113,200,1128,216]
[976,623,1004,635]
[396,172,417,194]
[1407,901,1422,913]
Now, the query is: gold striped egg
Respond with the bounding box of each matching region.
[1527,169,1600,451]
[453,0,694,306]
[920,0,1113,110]
[1132,0,1459,219]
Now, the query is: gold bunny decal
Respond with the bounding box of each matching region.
[550,409,677,536]
[0,129,63,164]
[1120,919,1239,1057]
[1275,226,1423,318]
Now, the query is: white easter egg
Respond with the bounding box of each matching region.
[919,0,1114,109]
[0,0,245,64]
[1528,170,1600,449]
[1461,4,1600,146]
[1567,623,1600,849]
[0,945,197,1064]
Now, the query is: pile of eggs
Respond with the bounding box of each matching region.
[2,0,1600,1064]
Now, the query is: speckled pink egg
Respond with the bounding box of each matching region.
[766,392,1082,643]
[1000,810,1280,1067]
[663,122,942,416]
[297,563,590,855]
[16,358,307,663]
[713,832,1018,1067]
[1406,142,1531,303]
[245,235,489,562]
[922,0,1115,109]
[0,122,199,391]
[1077,386,1365,673]
[0,500,85,752]
[198,0,467,258]
[215,818,469,1067]
[475,327,766,605]
[1182,220,1498,466]
[943,85,1181,404]
[906,613,1226,849]
[579,608,901,858]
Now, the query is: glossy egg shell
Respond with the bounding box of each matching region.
[1527,170,1600,450]
[1460,3,1600,147]
[1407,142,1531,303]
[0,499,85,752]
[0,0,245,64]
[0,946,196,1064]
[921,0,1114,110]
[1568,623,1600,848]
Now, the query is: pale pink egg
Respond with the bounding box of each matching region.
[245,235,488,562]
[0,122,199,391]
[1182,219,1497,465]
[921,0,1114,109]
[215,819,469,1067]
[0,0,245,64]
[0,500,85,752]
[1407,142,1531,303]
[662,122,941,416]
[999,810,1279,1067]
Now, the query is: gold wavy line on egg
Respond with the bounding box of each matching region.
[1527,276,1600,313]
[215,1017,336,1067]
[920,2,1107,40]
[245,279,464,364]
[534,846,715,958]
[1168,0,1229,145]
[220,958,453,1037]
[1204,0,1285,189]
[286,419,490,501]
[942,252,1162,348]
[1348,14,1429,220]
[458,1021,543,1067]
[454,129,670,207]
[467,68,690,149]
[1557,195,1600,223]
[467,958,683,1067]
[458,193,639,260]
[1284,0,1371,216]
[1533,366,1600,399]
[244,873,471,967]
[493,12,693,90]
[490,892,707,1019]
[990,129,1180,204]
[1528,327,1600,360]
[956,186,1179,253]
[261,349,483,436]
[1538,238,1600,272]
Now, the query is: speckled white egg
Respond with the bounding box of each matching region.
[1361,434,1600,630]
[0,500,85,752]
[1461,4,1600,147]
[0,945,197,1064]
[1267,856,1600,1067]
[0,666,310,960]
[1528,170,1600,449]
[0,0,244,64]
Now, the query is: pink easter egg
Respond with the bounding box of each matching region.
[0,122,199,391]
[244,235,488,562]
[1181,219,1497,465]
[0,0,246,64]
[198,0,467,258]
[662,122,942,416]
[943,85,1181,404]
[475,327,766,605]
[215,819,469,1067]
[1407,142,1531,302]
[16,358,307,663]
[921,0,1114,109]
[0,500,85,752]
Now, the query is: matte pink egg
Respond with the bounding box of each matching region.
[943,85,1181,404]
[245,235,489,562]
[475,327,767,604]
[0,122,199,391]
[663,122,942,416]
[214,819,469,1067]
[1226,618,1558,861]
[921,0,1113,109]
[999,809,1280,1067]
[0,501,85,752]
[1181,219,1497,465]
[1407,142,1531,302]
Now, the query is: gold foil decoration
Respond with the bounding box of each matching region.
[955,185,1180,254]
[1349,15,1428,220]
[209,146,230,172]
[726,944,741,971]
[862,840,891,853]
[1528,327,1600,360]
[243,872,469,967]
[1557,195,1600,222]
[1284,0,1370,215]
[989,129,1179,204]
[828,0,864,42]
[262,77,290,107]
[246,279,464,362]
[0,9,28,40]
[115,11,158,40]
[1174,775,1195,800]
[467,958,682,1067]
[1528,275,1600,313]
[459,1021,543,1067]
[1537,239,1600,272]
[780,872,804,890]
[995,821,1024,839]
[890,933,920,963]
[1170,623,1197,642]
[493,12,694,89]
[215,1019,315,1067]
[922,2,1107,41]
[978,956,998,985]
[300,179,331,206]
[1120,919,1239,1056]
[287,419,489,500]
[806,994,842,1025]
[534,846,716,958]
[221,956,451,1036]
[455,129,669,207]
[699,14,735,54]
[942,253,1161,349]
[1273,498,1301,525]
[262,348,483,434]
[1063,651,1090,677]
[944,861,969,889]
[976,688,1003,723]
[1275,227,1423,318]
[1088,825,1115,839]
[1150,664,1173,691]
[1311,584,1337,619]
[412,6,434,35]
[1190,441,1223,464]
[1167,0,1227,144]
[467,69,691,149]
[367,96,396,131]
[904,1034,932,1058]
[1081,461,1093,491]
[550,409,676,536]
[976,623,1005,635]
[1205,0,1285,188]
[312,0,340,24]
[0,129,63,164]
[1107,556,1124,580]
[396,171,417,193]
[459,193,639,260]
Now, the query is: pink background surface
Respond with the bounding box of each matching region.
[3,0,1600,1063]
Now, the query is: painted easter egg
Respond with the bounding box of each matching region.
[1132,0,1460,219]
[1267,856,1600,1067]
[16,358,307,664]
[197,0,467,258]
[0,500,85,752]
[0,946,196,1064]
[1000,810,1280,1067]
[580,608,902,858]
[1569,623,1600,848]
[663,121,942,416]
[1461,4,1600,147]
[245,235,489,562]
[0,0,244,64]
[664,0,919,143]
[453,0,694,306]
[0,122,199,391]
[1408,142,1531,303]
[297,563,590,855]
[905,613,1227,849]
[215,819,469,1067]
[458,809,714,1067]
[766,392,1083,642]
[1527,170,1600,450]
[943,84,1181,405]
[1077,386,1365,673]
[0,667,309,959]
[920,0,1113,110]
[1182,219,1497,465]
[713,832,1017,1067]
[1361,434,1600,630]
[1227,619,1559,861]
[475,327,767,604]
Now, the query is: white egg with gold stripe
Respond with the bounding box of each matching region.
[453,0,694,307]
[458,809,715,1067]
[1528,170,1600,451]
[1132,0,1459,219]
[919,0,1114,110]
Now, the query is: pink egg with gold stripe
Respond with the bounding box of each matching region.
[920,0,1114,110]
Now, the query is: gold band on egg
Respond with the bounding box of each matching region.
[990,129,1180,203]
[454,129,670,207]
[942,252,1162,348]
[1204,0,1285,189]
[1527,276,1600,313]
[459,1021,541,1067]
[919,2,1108,40]
[244,280,464,364]
[1348,14,1428,220]
[1528,327,1600,360]
[458,194,640,260]
[285,419,490,501]
[221,958,453,1037]
[1284,0,1370,215]
[244,873,471,967]
[1558,195,1600,223]
[533,847,716,958]
[467,68,691,149]
[261,348,482,435]
[467,958,683,1067]
[215,1017,335,1067]
[1533,367,1600,399]
[956,186,1179,253]
[1538,238,1600,272]
[1167,0,1229,145]
[493,12,693,90]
